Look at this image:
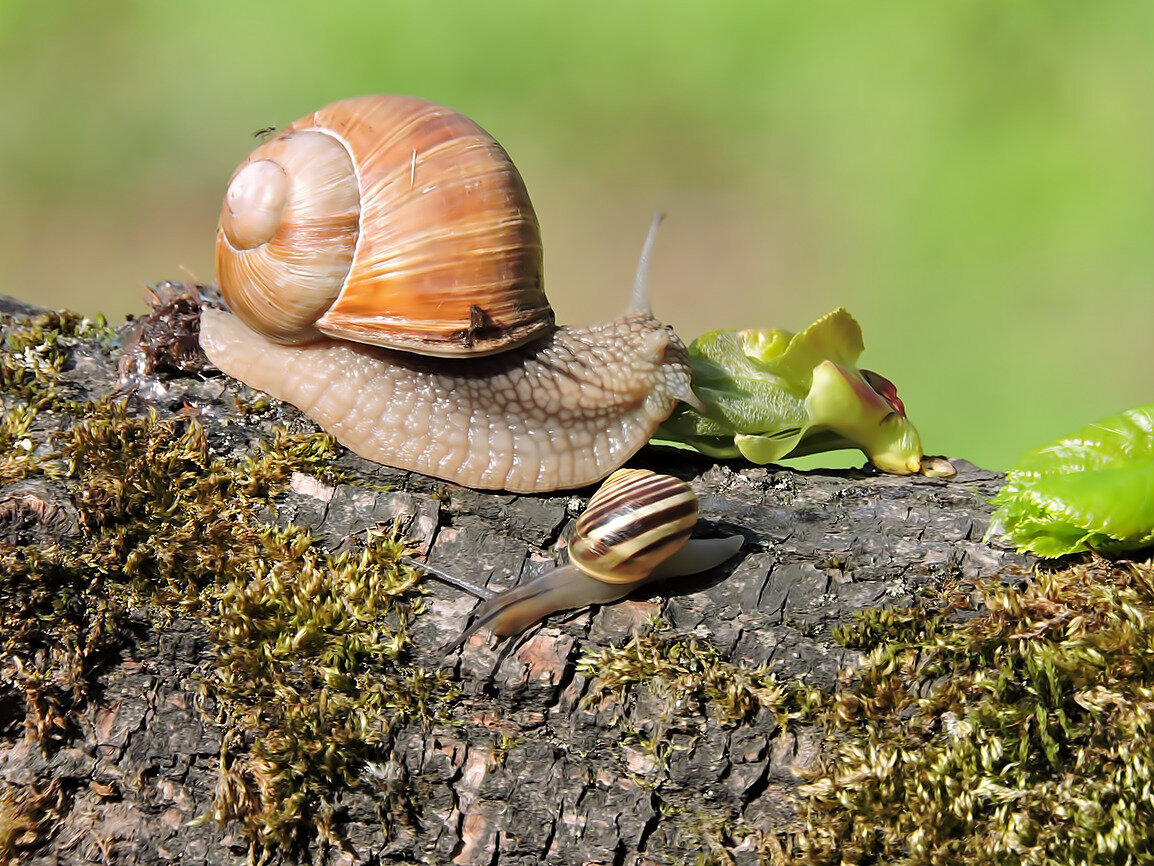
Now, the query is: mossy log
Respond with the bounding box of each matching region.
[0,288,1035,865]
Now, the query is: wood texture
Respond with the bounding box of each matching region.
[0,288,1033,865]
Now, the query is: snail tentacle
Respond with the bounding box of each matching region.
[629,211,664,316]
[401,556,494,600]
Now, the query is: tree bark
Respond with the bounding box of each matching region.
[0,289,1034,865]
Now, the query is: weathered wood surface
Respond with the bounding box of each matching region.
[0,291,1034,864]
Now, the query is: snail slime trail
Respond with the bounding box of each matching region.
[202,95,701,493]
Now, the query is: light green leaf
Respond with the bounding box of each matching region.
[656,309,929,475]
[990,403,1154,557]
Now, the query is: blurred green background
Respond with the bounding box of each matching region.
[1,1,1150,470]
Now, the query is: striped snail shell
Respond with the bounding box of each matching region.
[199,95,703,493]
[442,469,743,645]
[567,467,700,583]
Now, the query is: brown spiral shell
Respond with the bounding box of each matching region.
[215,94,552,357]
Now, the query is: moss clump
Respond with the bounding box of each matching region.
[0,310,112,484]
[0,403,50,485]
[2,399,332,735]
[2,386,453,853]
[579,627,803,729]
[577,628,809,863]
[208,527,454,848]
[794,561,1154,864]
[0,310,109,405]
[0,543,123,745]
[62,403,338,600]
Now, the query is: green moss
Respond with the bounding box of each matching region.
[0,402,49,484]
[59,403,338,601]
[66,407,450,848]
[579,626,807,730]
[0,544,123,745]
[0,310,114,483]
[207,527,455,848]
[2,369,452,853]
[0,309,110,406]
[577,627,813,861]
[579,568,1154,863]
[794,561,1154,865]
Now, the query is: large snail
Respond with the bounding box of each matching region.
[199,94,702,493]
[415,468,743,648]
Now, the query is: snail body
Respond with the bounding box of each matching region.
[201,307,694,492]
[442,469,743,646]
[200,95,700,492]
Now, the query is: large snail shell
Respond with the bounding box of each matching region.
[215,94,552,357]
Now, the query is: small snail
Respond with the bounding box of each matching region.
[422,468,743,648]
[199,94,702,493]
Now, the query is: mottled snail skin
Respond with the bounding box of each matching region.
[445,469,744,646]
[200,308,696,492]
[200,94,701,492]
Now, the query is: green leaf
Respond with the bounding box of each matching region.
[990,403,1154,557]
[656,309,928,474]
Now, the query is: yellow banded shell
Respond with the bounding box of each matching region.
[567,468,699,585]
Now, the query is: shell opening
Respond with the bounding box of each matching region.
[221,160,290,250]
